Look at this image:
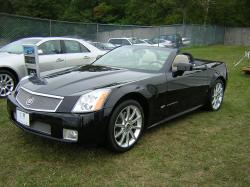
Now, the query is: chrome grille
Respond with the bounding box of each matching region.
[16,87,63,112]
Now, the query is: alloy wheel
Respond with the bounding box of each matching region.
[0,73,15,97]
[212,82,224,110]
[114,105,142,148]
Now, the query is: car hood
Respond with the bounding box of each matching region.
[0,52,21,57]
[0,52,23,64]
[20,65,152,96]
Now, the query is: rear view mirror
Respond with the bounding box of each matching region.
[177,63,192,72]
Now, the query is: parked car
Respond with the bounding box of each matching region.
[150,34,183,48]
[0,37,105,97]
[141,39,165,47]
[182,37,191,46]
[90,42,116,51]
[7,46,228,152]
[147,38,173,47]
[159,34,183,47]
[108,38,151,47]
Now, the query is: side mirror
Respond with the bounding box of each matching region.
[176,63,193,72]
[38,49,43,55]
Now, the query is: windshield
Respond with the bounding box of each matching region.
[149,38,166,44]
[0,38,41,54]
[94,46,172,72]
[144,39,153,44]
[103,43,115,48]
[129,39,145,44]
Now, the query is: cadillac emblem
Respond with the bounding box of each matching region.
[26,97,34,106]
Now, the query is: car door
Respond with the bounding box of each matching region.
[63,40,94,67]
[165,57,210,116]
[38,40,66,72]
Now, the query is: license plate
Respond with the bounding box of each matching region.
[16,109,30,126]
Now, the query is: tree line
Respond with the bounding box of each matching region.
[0,0,249,27]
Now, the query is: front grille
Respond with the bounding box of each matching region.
[16,87,63,112]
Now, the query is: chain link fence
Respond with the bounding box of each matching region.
[225,27,250,46]
[0,13,226,47]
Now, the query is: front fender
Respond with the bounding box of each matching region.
[104,83,154,109]
[0,57,26,80]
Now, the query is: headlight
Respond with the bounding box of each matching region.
[72,89,111,113]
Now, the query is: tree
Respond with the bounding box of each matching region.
[0,0,13,13]
[0,0,249,27]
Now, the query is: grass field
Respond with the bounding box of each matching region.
[0,45,249,186]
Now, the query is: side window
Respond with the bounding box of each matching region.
[109,39,121,45]
[80,44,90,52]
[38,40,61,55]
[64,40,81,53]
[122,39,131,45]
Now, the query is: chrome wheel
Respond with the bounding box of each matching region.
[114,105,142,148]
[212,82,224,110]
[0,73,15,97]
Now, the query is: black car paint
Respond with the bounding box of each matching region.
[7,47,227,143]
[8,95,110,142]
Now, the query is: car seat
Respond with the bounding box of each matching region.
[172,54,190,72]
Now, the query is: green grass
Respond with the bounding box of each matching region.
[0,45,250,186]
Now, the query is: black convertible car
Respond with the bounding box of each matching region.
[7,46,227,152]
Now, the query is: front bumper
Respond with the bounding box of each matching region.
[7,94,111,143]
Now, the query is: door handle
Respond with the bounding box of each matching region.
[56,58,64,62]
[83,56,90,60]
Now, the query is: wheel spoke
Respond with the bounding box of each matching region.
[120,112,125,122]
[129,108,137,120]
[131,125,141,130]
[6,79,12,84]
[119,132,126,145]
[218,87,222,93]
[126,132,129,147]
[115,123,124,128]
[115,129,124,138]
[212,98,216,105]
[129,130,136,140]
[131,116,141,125]
[5,87,10,92]
[3,75,7,81]
[116,112,125,126]
[125,106,130,120]
[216,84,220,92]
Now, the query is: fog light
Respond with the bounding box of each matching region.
[63,129,78,141]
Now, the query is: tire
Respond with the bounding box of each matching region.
[0,70,17,98]
[206,79,224,111]
[107,100,144,153]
